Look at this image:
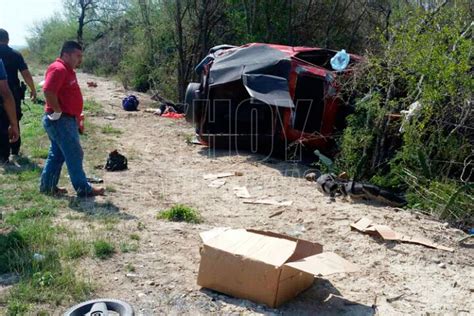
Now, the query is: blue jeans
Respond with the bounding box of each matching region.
[40,114,92,196]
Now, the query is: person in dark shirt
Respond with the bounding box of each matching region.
[0,28,36,161]
[0,59,19,163]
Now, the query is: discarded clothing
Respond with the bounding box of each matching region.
[161,112,185,119]
[105,150,128,171]
[312,173,407,207]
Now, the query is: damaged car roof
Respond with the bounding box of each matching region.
[196,43,357,109]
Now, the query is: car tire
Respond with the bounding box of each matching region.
[185,82,202,124]
[64,298,134,316]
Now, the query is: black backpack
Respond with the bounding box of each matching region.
[105,150,128,171]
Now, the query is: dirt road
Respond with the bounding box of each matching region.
[66,72,473,315]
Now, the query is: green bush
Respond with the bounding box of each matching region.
[157,204,202,223]
[335,6,473,226]
[0,230,29,274]
[93,240,115,259]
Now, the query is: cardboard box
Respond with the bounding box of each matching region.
[197,228,359,308]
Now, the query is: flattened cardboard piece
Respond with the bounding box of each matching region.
[233,186,251,198]
[285,252,360,276]
[372,225,400,240]
[351,218,454,252]
[203,172,236,180]
[203,228,297,266]
[400,235,454,252]
[208,179,226,188]
[350,217,372,231]
[243,199,293,206]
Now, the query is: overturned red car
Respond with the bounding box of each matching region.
[185,43,361,156]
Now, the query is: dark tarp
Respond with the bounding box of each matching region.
[205,45,294,108]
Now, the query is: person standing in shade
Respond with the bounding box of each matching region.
[40,41,104,196]
[0,29,37,161]
[0,58,19,164]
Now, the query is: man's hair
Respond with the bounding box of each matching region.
[0,29,9,42]
[60,41,82,56]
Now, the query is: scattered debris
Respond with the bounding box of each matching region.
[287,224,306,237]
[104,115,116,120]
[87,81,98,88]
[187,136,202,145]
[122,95,139,111]
[269,210,284,218]
[386,293,406,303]
[33,253,46,262]
[161,112,185,119]
[308,173,407,207]
[203,172,242,180]
[105,150,128,171]
[0,273,20,286]
[87,176,104,184]
[233,186,251,198]
[350,217,454,252]
[208,179,226,188]
[243,199,293,206]
[197,228,359,308]
[458,234,473,245]
[400,101,423,132]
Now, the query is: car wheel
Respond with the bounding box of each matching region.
[185,82,202,124]
[64,298,134,316]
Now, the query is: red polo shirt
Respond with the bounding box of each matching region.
[43,58,83,118]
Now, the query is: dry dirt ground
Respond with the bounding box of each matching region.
[45,73,474,314]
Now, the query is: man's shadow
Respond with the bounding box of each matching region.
[67,197,136,220]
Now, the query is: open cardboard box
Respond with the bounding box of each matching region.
[197,228,359,308]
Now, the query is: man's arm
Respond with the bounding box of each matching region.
[0,80,19,142]
[20,69,37,101]
[44,90,62,117]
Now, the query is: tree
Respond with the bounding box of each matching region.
[63,0,130,45]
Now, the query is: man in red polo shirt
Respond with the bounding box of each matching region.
[40,41,104,196]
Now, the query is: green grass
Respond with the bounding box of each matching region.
[83,99,102,115]
[93,240,115,259]
[101,124,122,135]
[125,263,135,272]
[129,233,140,241]
[120,242,139,253]
[0,99,100,314]
[61,239,89,259]
[157,204,202,223]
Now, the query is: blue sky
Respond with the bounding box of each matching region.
[0,0,63,46]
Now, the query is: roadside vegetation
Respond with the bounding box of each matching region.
[335,6,473,228]
[22,2,473,227]
[0,99,130,314]
[157,204,202,224]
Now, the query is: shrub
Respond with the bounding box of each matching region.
[335,6,473,227]
[93,240,115,259]
[157,205,202,223]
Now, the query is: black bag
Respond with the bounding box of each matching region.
[105,150,128,171]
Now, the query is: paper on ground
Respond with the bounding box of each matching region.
[243,199,293,206]
[208,179,226,188]
[203,172,237,180]
[234,186,251,198]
